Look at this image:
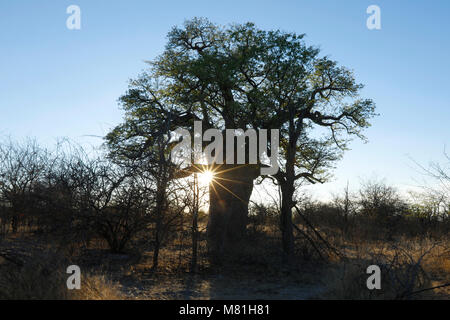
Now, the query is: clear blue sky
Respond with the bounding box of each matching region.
[1,0,449,199]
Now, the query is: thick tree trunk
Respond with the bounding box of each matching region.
[207,164,258,260]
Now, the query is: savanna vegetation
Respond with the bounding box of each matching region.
[0,19,448,300]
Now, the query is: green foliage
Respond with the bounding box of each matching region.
[106,18,377,188]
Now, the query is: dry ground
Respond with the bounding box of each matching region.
[0,229,448,300]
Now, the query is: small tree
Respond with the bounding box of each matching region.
[415,150,450,222]
[262,52,377,261]
[359,179,407,219]
[106,89,181,268]
[332,182,357,234]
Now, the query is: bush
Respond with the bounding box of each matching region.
[322,243,435,300]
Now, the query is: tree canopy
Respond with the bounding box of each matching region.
[105,18,377,257]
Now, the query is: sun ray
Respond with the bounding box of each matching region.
[211,179,247,203]
[212,175,248,185]
[185,163,256,204]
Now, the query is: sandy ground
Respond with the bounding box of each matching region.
[119,274,326,300]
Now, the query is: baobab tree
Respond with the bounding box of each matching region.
[106,18,376,260]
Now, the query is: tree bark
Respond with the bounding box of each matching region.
[207,164,259,261]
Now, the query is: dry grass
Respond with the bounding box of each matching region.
[0,251,124,300]
[1,219,448,300]
[70,274,124,300]
[0,261,68,300]
[320,239,449,300]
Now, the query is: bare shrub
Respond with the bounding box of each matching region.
[359,179,408,238]
[0,138,51,234]
[322,242,438,300]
